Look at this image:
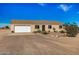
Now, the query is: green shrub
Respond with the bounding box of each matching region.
[5,26,10,29]
[53,28,58,32]
[54,31,57,32]
[37,30,41,33]
[33,30,48,35]
[59,25,63,29]
[59,30,65,33]
[53,27,56,31]
[41,31,48,35]
[33,30,41,33]
[64,22,78,37]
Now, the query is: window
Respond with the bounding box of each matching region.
[59,25,62,29]
[35,25,39,29]
[48,25,52,29]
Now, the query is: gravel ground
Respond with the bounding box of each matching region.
[0,31,79,55]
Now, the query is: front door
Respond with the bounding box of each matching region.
[42,25,45,31]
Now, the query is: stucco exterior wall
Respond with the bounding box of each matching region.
[10,24,14,31]
[10,24,63,32]
[45,25,62,32]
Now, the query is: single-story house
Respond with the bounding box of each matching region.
[10,20,64,33]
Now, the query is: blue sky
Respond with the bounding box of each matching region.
[0,3,79,26]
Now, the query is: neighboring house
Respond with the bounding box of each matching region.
[10,20,63,33]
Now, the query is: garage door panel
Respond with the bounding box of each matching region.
[15,26,31,32]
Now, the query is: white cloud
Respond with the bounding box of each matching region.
[38,3,45,6]
[58,4,72,12]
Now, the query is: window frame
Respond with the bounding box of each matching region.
[35,25,39,29]
[48,25,52,29]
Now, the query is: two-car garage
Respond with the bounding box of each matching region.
[14,26,31,33]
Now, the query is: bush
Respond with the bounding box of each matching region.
[5,26,9,29]
[59,25,63,29]
[59,30,65,33]
[53,28,58,32]
[41,31,48,35]
[33,30,49,35]
[78,27,79,33]
[37,30,41,33]
[64,22,78,37]
[33,30,41,33]
[54,31,57,32]
[11,31,14,33]
[53,27,56,31]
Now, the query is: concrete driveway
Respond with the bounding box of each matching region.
[0,31,79,55]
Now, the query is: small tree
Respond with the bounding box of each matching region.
[64,22,78,37]
[5,26,9,29]
[59,25,63,29]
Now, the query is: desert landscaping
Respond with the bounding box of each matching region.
[0,3,79,55]
[0,29,79,55]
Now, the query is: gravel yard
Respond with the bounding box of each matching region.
[0,31,79,55]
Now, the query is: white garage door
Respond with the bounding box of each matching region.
[14,26,31,33]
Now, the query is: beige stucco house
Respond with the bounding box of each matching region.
[10,20,63,33]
